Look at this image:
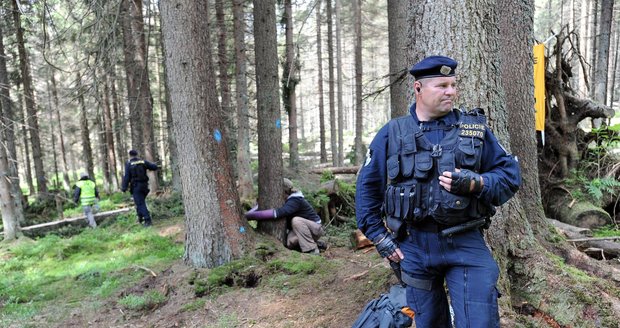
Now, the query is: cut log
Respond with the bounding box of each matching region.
[548,218,593,239]
[351,229,373,250]
[545,188,611,229]
[310,166,360,175]
[1,208,132,238]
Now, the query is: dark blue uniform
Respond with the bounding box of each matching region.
[356,103,521,327]
[121,157,158,226]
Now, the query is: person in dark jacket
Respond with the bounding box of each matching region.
[73,172,100,228]
[121,149,158,227]
[245,178,325,255]
[355,56,521,328]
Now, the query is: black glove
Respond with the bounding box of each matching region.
[372,233,399,259]
[450,169,483,195]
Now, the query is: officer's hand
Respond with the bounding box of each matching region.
[439,169,484,195]
[373,233,404,262]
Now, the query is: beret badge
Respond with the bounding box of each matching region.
[440,65,452,76]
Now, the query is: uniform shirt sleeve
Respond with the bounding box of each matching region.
[73,186,81,203]
[477,128,522,206]
[355,124,390,241]
[121,161,131,191]
[145,160,159,171]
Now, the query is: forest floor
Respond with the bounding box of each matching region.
[11,216,400,328]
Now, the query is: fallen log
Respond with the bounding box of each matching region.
[545,188,611,229]
[1,208,132,238]
[549,218,620,260]
[310,166,360,175]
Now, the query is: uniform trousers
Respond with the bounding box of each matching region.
[400,228,500,328]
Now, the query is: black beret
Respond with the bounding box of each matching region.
[129,149,138,156]
[409,55,458,80]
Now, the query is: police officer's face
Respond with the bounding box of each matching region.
[415,76,457,119]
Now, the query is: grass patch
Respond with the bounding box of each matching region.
[118,290,167,311]
[0,213,183,326]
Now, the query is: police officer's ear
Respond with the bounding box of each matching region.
[416,87,421,92]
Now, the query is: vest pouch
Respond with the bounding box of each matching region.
[434,190,472,225]
[386,215,407,241]
[399,140,417,178]
[458,138,482,168]
[387,154,401,180]
[413,152,432,179]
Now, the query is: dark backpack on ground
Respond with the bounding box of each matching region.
[351,285,413,328]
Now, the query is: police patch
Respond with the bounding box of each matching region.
[364,149,373,166]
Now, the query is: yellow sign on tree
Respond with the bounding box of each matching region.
[533,44,546,132]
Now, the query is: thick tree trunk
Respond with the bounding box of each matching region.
[592,0,613,127]
[160,0,252,268]
[282,0,299,171]
[315,0,328,164]
[387,0,409,118]
[215,0,236,169]
[13,0,47,196]
[353,0,363,166]
[20,94,35,197]
[253,0,286,243]
[232,0,253,200]
[0,21,25,224]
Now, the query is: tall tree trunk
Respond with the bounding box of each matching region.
[45,78,60,191]
[0,130,19,241]
[13,0,47,196]
[315,0,328,163]
[326,0,337,166]
[20,92,35,197]
[589,0,599,99]
[160,0,252,268]
[253,0,286,243]
[77,72,95,180]
[335,0,344,166]
[102,73,119,189]
[233,0,253,199]
[111,66,127,180]
[387,0,409,118]
[49,71,71,191]
[0,21,25,224]
[609,23,620,106]
[282,0,299,171]
[215,0,236,168]
[592,0,614,126]
[353,0,363,165]
[408,0,528,321]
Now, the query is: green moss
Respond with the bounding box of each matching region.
[118,290,167,311]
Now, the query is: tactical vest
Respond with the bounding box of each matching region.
[384,109,495,229]
[76,179,97,206]
[129,159,149,183]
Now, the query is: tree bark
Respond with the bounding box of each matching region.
[102,73,119,189]
[325,0,337,166]
[160,0,252,268]
[387,0,409,118]
[253,0,286,243]
[215,0,236,165]
[49,71,71,191]
[0,21,25,224]
[13,0,47,196]
[335,0,344,166]
[592,0,613,127]
[353,0,363,166]
[233,0,253,200]
[315,0,328,164]
[20,92,35,197]
[76,72,95,180]
[282,0,299,171]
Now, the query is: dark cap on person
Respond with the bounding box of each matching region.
[409,55,458,80]
[128,149,138,156]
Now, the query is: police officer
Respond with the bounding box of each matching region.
[73,172,100,228]
[121,149,158,227]
[355,55,521,327]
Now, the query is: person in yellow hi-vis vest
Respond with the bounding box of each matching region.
[73,172,100,228]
